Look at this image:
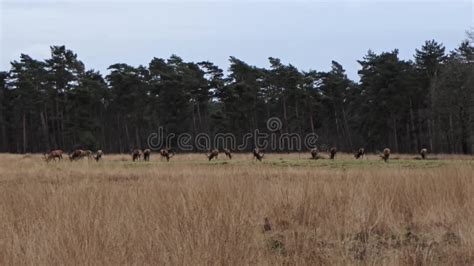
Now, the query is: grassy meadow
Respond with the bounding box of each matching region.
[0,152,473,265]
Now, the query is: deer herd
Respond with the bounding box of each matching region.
[43,146,430,163]
[43,149,103,162]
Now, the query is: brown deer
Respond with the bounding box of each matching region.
[207,149,219,161]
[329,147,337,160]
[69,149,87,161]
[143,149,151,161]
[44,149,63,162]
[354,148,365,159]
[263,217,272,232]
[159,148,174,162]
[420,148,428,159]
[310,148,319,159]
[224,148,232,159]
[95,150,103,162]
[84,150,94,160]
[381,148,391,162]
[131,149,142,161]
[253,148,264,161]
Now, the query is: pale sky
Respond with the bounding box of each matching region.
[1,0,472,80]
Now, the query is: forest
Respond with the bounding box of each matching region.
[0,33,472,154]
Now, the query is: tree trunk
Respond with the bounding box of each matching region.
[342,106,353,150]
[125,121,131,150]
[196,103,202,131]
[427,118,434,153]
[445,129,451,152]
[54,99,60,149]
[40,111,50,151]
[116,115,123,153]
[0,109,6,152]
[309,114,315,134]
[0,120,6,152]
[309,101,315,134]
[334,110,342,148]
[283,96,288,133]
[417,110,424,151]
[135,126,141,149]
[459,107,469,154]
[22,112,27,153]
[427,72,435,153]
[192,104,197,134]
[449,113,455,153]
[409,99,419,152]
[59,108,66,147]
[392,115,399,152]
[295,97,302,139]
[100,110,106,151]
[432,117,437,153]
[406,123,411,152]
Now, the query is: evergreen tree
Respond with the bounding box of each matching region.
[1,34,472,154]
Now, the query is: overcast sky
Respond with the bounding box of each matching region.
[1,0,472,80]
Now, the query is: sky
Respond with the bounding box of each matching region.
[1,0,472,80]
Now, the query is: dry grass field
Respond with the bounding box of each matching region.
[0,152,473,265]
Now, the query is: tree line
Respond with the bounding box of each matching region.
[0,33,472,154]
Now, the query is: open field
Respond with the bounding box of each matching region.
[0,153,473,265]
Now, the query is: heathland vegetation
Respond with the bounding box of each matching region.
[0,153,473,264]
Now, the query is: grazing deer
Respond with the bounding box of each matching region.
[84,150,94,160]
[224,148,232,159]
[381,148,391,162]
[69,149,86,161]
[420,148,428,159]
[95,150,103,162]
[131,149,142,161]
[207,149,219,161]
[329,147,337,160]
[44,149,63,162]
[143,149,151,161]
[159,148,174,162]
[263,217,272,232]
[354,148,365,159]
[310,148,319,159]
[253,148,264,161]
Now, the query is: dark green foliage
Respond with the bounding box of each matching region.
[0,33,472,154]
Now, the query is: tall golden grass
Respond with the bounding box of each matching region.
[0,153,473,265]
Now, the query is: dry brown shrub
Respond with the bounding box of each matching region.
[0,153,472,265]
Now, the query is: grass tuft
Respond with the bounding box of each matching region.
[0,153,473,264]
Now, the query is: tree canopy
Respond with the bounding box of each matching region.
[1,34,473,154]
